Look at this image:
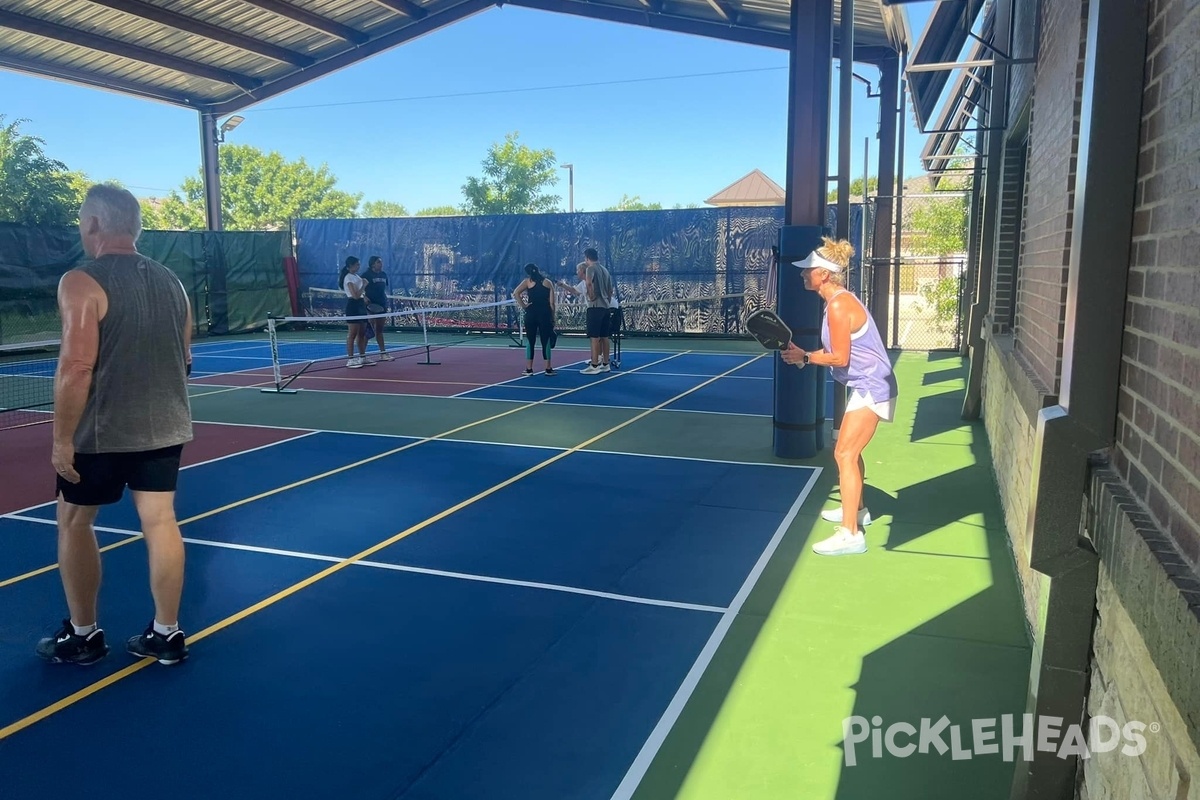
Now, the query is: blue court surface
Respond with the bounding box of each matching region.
[0,431,819,799]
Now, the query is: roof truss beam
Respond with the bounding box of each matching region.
[0,8,261,88]
[0,47,197,105]
[82,0,314,67]
[365,0,429,20]
[237,0,370,44]
[208,0,495,114]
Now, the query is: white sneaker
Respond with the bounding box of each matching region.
[379,352,394,361]
[581,364,602,375]
[600,363,611,372]
[347,358,362,369]
[821,507,873,527]
[360,358,376,366]
[812,527,867,556]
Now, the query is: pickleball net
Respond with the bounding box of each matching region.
[260,298,519,393]
[0,339,58,430]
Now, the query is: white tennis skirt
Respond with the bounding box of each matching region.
[846,389,896,422]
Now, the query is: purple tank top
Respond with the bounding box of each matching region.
[820,290,898,401]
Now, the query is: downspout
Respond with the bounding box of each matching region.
[960,0,1012,419]
[870,54,899,341]
[1008,0,1147,797]
[959,149,985,356]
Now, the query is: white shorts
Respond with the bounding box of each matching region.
[846,389,896,422]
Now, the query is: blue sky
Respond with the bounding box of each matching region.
[0,3,935,213]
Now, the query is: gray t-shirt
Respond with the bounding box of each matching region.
[584,262,613,309]
[72,253,194,454]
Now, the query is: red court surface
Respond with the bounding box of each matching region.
[0,422,307,514]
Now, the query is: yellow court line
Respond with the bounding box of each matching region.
[0,352,690,590]
[0,351,765,742]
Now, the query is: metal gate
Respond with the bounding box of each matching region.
[863,256,966,351]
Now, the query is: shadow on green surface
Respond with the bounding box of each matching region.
[631,357,1031,800]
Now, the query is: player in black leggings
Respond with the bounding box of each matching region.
[512,263,557,375]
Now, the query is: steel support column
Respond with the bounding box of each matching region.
[832,0,853,436]
[773,0,833,459]
[200,112,222,231]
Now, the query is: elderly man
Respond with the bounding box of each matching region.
[37,184,194,667]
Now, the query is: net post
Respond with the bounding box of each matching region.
[260,314,300,394]
[418,308,440,366]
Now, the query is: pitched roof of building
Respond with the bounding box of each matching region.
[705,169,786,206]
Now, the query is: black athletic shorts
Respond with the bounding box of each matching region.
[586,307,610,338]
[56,444,185,506]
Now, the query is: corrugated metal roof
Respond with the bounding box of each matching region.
[0,0,910,114]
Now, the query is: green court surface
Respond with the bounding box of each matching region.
[182,341,1031,800]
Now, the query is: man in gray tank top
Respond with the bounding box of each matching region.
[37,184,194,667]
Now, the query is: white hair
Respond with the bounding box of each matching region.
[80,183,142,239]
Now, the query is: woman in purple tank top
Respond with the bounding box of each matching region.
[781,237,897,556]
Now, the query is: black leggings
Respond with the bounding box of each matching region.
[525,315,553,361]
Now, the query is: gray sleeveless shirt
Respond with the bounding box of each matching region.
[72,253,194,454]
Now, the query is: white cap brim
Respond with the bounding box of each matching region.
[792,251,843,273]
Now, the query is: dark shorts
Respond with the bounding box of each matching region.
[56,444,185,507]
[345,298,367,319]
[586,307,610,338]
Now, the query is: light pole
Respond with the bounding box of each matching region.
[561,163,574,212]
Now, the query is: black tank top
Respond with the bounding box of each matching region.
[526,279,552,316]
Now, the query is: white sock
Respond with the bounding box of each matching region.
[153,620,180,636]
[72,622,97,636]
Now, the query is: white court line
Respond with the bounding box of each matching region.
[443,393,771,419]
[2,515,727,614]
[608,465,823,800]
[449,358,590,398]
[182,421,803,469]
[0,430,320,519]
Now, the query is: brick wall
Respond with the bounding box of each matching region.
[1011,0,1089,393]
[976,0,1200,795]
[1082,470,1200,800]
[1116,0,1200,567]
[981,335,1047,636]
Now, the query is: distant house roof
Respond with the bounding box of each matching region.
[705,170,786,207]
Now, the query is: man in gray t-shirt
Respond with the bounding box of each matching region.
[581,248,614,374]
[37,184,193,669]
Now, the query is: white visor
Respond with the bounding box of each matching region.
[791,251,843,273]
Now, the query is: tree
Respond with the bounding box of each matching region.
[827,176,880,202]
[461,132,560,215]
[154,144,362,230]
[905,156,972,256]
[0,116,79,226]
[416,205,461,216]
[605,194,662,211]
[362,200,408,217]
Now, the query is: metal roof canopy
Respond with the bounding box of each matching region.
[905,0,988,132]
[0,0,909,116]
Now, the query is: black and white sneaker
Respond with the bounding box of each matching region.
[36,619,109,665]
[127,623,188,666]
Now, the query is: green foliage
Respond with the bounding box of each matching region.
[907,194,968,256]
[605,194,662,211]
[827,176,880,202]
[416,205,461,216]
[154,144,362,230]
[919,276,962,335]
[0,116,79,226]
[461,132,561,215]
[361,199,408,218]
